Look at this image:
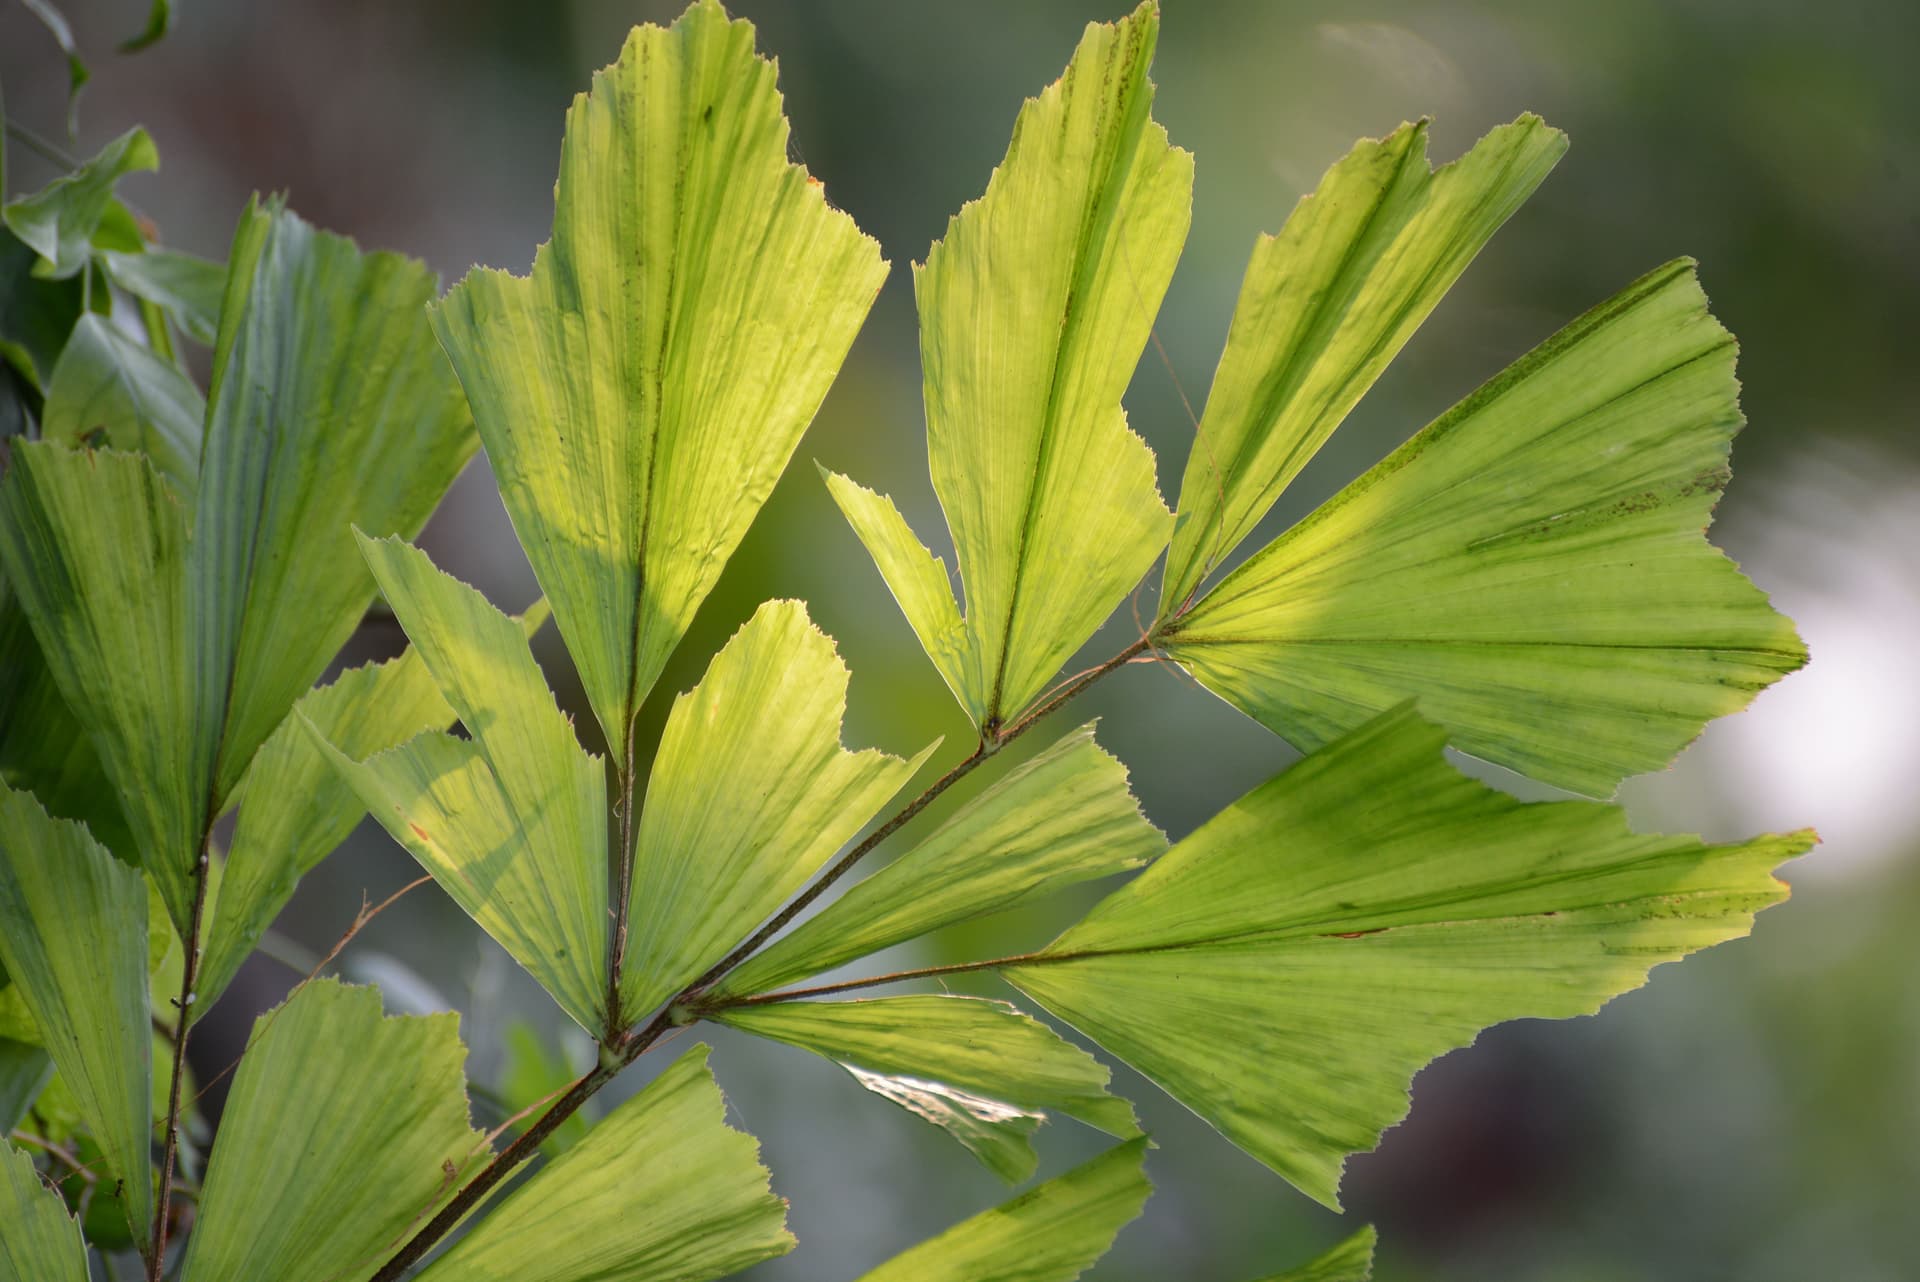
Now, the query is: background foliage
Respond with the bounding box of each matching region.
[1,2,1914,1280]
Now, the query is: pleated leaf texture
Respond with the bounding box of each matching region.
[1003,705,1813,1208]
[430,0,889,766]
[826,4,1800,796]
[0,198,476,936]
[825,0,1185,733]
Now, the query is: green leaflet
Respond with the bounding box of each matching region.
[0,1039,53,1132]
[620,600,932,1021]
[0,787,152,1245]
[2,129,157,280]
[431,0,888,763]
[191,199,477,807]
[852,1137,1151,1282]
[714,996,1135,1184]
[0,227,84,388]
[120,0,175,52]
[841,2,1184,731]
[718,722,1163,999]
[0,593,135,862]
[0,1141,87,1282]
[180,980,488,1282]
[0,443,199,926]
[41,313,205,492]
[1005,704,1813,1209]
[196,607,551,1016]
[314,536,608,1033]
[1253,1227,1377,1282]
[1161,116,1566,611]
[416,1044,793,1282]
[1164,261,1805,797]
[99,247,225,344]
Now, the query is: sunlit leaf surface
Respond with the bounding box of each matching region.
[852,1137,1150,1282]
[719,723,1162,999]
[181,980,487,1282]
[1007,704,1813,1208]
[715,995,1134,1183]
[1165,262,1805,796]
[431,0,888,762]
[416,1044,792,1282]
[0,787,152,1242]
[315,537,607,1032]
[836,2,1183,730]
[1253,1226,1377,1282]
[621,600,930,1022]
[1161,116,1565,611]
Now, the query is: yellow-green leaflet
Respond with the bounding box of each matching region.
[180,981,488,1282]
[312,536,608,1033]
[0,444,198,927]
[831,2,1184,731]
[1161,115,1566,611]
[415,1045,793,1282]
[619,600,933,1020]
[1251,1227,1378,1282]
[717,721,1163,999]
[851,1138,1151,1282]
[1006,704,1813,1209]
[431,0,888,764]
[714,996,1136,1184]
[0,1141,87,1282]
[198,606,547,1017]
[1166,261,1804,796]
[0,788,153,1248]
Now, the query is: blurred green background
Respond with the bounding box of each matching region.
[4,1,1916,1278]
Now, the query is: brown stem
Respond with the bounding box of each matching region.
[680,633,1155,1001]
[149,832,213,1278]
[366,1011,672,1282]
[367,634,1151,1278]
[603,717,643,1041]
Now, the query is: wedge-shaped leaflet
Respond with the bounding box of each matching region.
[416,1044,793,1282]
[197,612,548,1014]
[715,996,1136,1183]
[431,1,888,761]
[1161,117,1565,610]
[317,536,607,1032]
[1256,1226,1377,1282]
[853,1137,1150,1282]
[0,1141,87,1282]
[100,247,225,344]
[719,723,1163,998]
[848,3,1183,730]
[1165,262,1804,797]
[41,314,204,492]
[2,128,157,279]
[181,980,487,1282]
[0,443,198,925]
[191,199,475,805]
[621,600,929,1019]
[1006,704,1812,1209]
[0,788,152,1244]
